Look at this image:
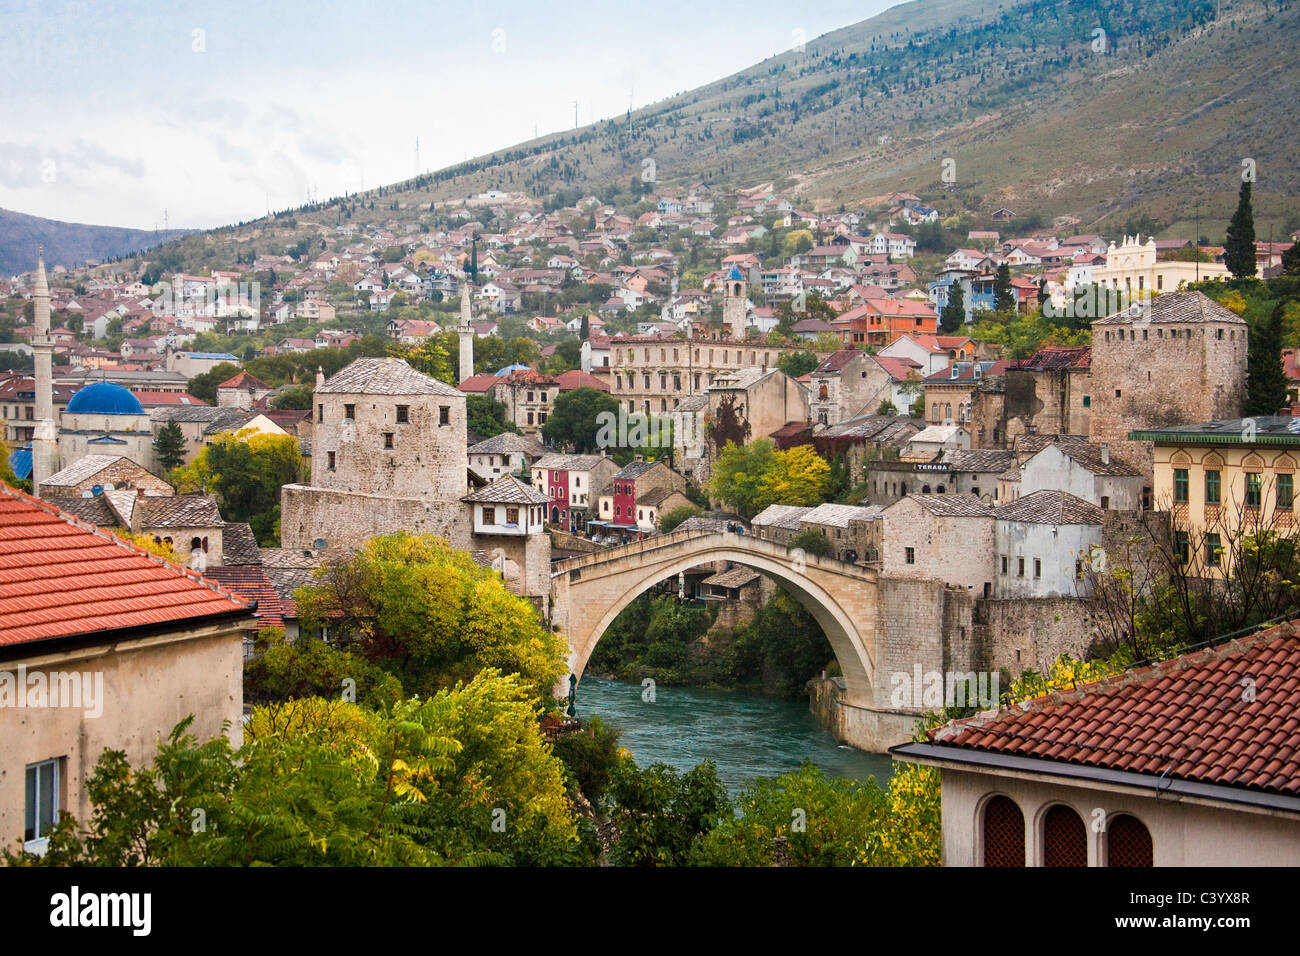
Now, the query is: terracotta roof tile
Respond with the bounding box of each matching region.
[0,484,250,648]
[933,624,1300,796]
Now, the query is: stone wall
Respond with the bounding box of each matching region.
[281,484,467,551]
[975,596,1101,674]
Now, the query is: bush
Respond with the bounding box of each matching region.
[789,527,833,557]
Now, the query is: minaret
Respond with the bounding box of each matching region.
[31,246,58,497]
[457,275,475,380]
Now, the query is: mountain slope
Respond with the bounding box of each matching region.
[0,207,193,275]
[140,0,1300,271]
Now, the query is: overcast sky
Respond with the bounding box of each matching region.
[0,0,898,231]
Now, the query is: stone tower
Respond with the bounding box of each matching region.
[30,246,58,497]
[457,276,475,380]
[1089,290,1248,481]
[722,266,748,340]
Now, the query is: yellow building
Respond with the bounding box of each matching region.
[1132,417,1300,571]
[1092,235,1230,297]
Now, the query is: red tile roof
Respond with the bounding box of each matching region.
[0,484,250,648]
[931,623,1300,797]
[457,374,500,394]
[202,566,285,630]
[218,370,270,390]
[554,369,611,392]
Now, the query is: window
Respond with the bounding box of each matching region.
[344,403,356,421]
[1042,805,1087,867]
[25,759,60,850]
[981,795,1025,867]
[1100,495,1110,509]
[396,405,409,423]
[1279,474,1294,510]
[1106,815,1153,867]
[327,451,336,471]
[317,403,324,423]
[1205,470,1220,504]
[1246,472,1261,508]
[1034,558,1041,578]
[506,507,519,525]
[1175,531,1190,564]
[484,507,498,525]
[439,406,451,426]
[1206,532,1222,567]
[1017,557,1025,577]
[384,432,394,449]
[527,412,534,425]
[1001,556,1008,574]
[1173,468,1189,503]
[905,547,915,564]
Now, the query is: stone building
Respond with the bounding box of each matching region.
[809,350,908,426]
[281,357,552,604]
[992,490,1103,599]
[968,346,1092,451]
[57,382,155,473]
[606,335,808,416]
[706,367,809,461]
[39,454,172,498]
[880,494,996,596]
[797,502,883,563]
[1089,291,1247,480]
[493,368,559,436]
[467,431,548,481]
[216,370,273,410]
[1015,441,1143,510]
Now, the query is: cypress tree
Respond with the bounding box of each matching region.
[940,280,966,332]
[994,263,1016,312]
[1244,302,1289,416]
[1282,239,1300,276]
[153,420,187,472]
[1224,180,1257,278]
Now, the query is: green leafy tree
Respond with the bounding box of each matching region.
[294,532,568,699]
[185,362,241,403]
[172,430,303,544]
[466,395,521,438]
[152,420,186,472]
[709,439,776,517]
[658,504,703,533]
[777,350,819,379]
[789,527,832,557]
[542,386,619,452]
[1282,240,1300,276]
[1224,180,1257,279]
[1244,302,1289,416]
[607,760,730,866]
[271,383,313,410]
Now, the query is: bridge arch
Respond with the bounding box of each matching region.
[551,531,879,707]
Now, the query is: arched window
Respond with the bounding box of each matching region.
[981,795,1024,867]
[191,537,202,552]
[1106,814,1153,867]
[1042,805,1087,867]
[945,403,952,421]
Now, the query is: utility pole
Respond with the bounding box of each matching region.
[415,138,420,177]
[1195,203,1200,283]
[574,100,579,129]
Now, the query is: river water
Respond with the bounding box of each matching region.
[575,676,896,796]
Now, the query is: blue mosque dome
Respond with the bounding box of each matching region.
[65,381,144,416]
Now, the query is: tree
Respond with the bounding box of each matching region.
[658,504,703,533]
[185,362,241,403]
[777,350,819,379]
[579,314,590,340]
[466,395,520,439]
[709,439,776,517]
[1282,240,1300,276]
[756,445,830,510]
[607,760,730,866]
[271,383,313,410]
[1224,180,1257,279]
[789,526,832,557]
[1244,302,1289,416]
[152,420,186,472]
[294,533,568,700]
[993,263,1016,313]
[940,281,966,333]
[542,387,619,452]
[172,430,303,544]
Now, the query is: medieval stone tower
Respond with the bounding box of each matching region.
[280,357,469,550]
[723,266,748,340]
[1089,290,1247,480]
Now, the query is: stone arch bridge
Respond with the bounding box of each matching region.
[549,529,881,713]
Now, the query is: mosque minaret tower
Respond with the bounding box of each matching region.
[30,246,58,498]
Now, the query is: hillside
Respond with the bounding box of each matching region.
[139,0,1299,271]
[0,207,192,275]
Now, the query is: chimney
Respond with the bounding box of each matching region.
[1100,444,1110,465]
[137,487,146,499]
